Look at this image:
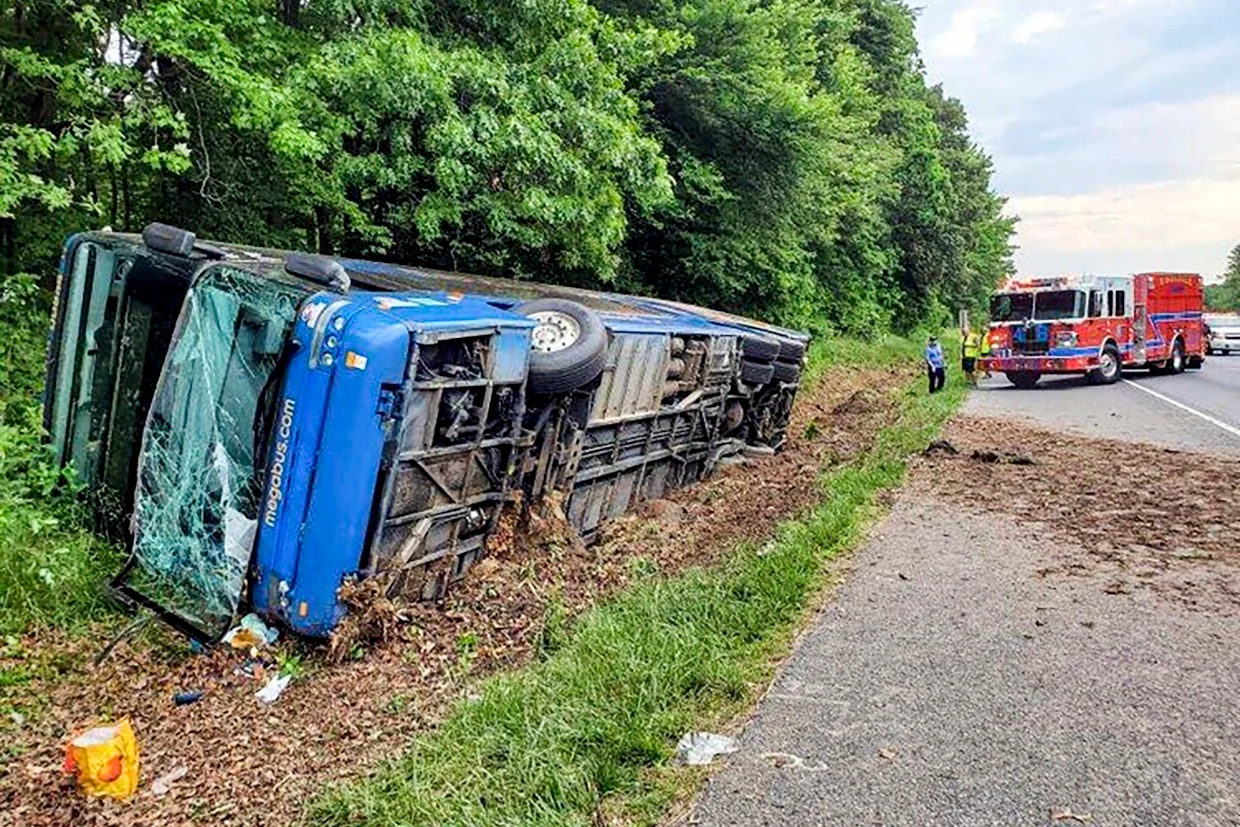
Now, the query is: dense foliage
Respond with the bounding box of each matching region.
[2,0,1013,336]
[1205,244,1240,312]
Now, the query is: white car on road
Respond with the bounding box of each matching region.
[1206,314,1240,355]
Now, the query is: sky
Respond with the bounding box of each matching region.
[914,0,1240,281]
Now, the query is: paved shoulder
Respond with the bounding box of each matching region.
[692,496,1240,827]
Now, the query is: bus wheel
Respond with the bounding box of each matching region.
[513,299,609,395]
[1089,344,1121,385]
[1006,370,1041,389]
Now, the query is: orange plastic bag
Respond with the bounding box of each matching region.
[63,718,140,800]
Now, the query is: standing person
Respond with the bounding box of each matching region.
[926,336,946,394]
[960,326,981,387]
[979,329,993,378]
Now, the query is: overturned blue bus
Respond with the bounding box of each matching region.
[44,224,810,640]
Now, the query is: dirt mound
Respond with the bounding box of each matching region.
[832,388,886,416]
[327,575,408,664]
[915,417,1240,614]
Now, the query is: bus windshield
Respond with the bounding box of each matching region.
[125,266,304,634]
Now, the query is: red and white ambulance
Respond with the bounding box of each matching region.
[980,273,1205,389]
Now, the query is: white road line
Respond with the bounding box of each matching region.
[1122,379,1240,440]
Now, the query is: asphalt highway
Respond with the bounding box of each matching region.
[965,355,1240,457]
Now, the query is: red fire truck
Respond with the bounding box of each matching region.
[980,273,1205,389]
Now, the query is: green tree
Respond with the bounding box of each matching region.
[2,0,1014,336]
[1206,244,1240,311]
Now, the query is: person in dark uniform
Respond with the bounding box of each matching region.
[925,336,946,394]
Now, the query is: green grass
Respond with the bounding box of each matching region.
[307,339,969,827]
[0,283,122,636]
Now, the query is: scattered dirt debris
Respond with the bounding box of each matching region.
[0,360,914,827]
[915,416,1240,614]
[924,439,959,456]
[327,575,408,664]
[832,387,885,416]
[967,449,1035,466]
[921,438,1033,465]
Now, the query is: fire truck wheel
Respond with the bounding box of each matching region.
[1089,344,1121,385]
[1006,370,1041,389]
[1169,339,1186,374]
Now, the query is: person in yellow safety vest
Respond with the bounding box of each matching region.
[961,327,982,387]
[978,328,993,378]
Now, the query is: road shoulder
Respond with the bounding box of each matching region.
[692,417,1240,827]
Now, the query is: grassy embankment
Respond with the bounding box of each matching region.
[308,334,969,827]
[0,289,121,637]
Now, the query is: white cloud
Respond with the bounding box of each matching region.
[915,0,1240,277]
[1004,94,1240,191]
[930,4,1003,60]
[1011,177,1240,257]
[1012,11,1066,43]
[1008,94,1240,276]
[1010,172,1240,278]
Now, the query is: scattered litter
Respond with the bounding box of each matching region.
[759,751,829,771]
[255,674,292,704]
[878,748,898,761]
[151,765,189,797]
[676,732,738,766]
[10,711,25,727]
[63,718,140,800]
[234,656,273,681]
[173,690,204,706]
[223,613,279,650]
[897,571,910,581]
[1050,806,1094,823]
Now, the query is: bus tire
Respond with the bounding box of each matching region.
[740,334,781,362]
[1089,344,1121,385]
[1006,371,1041,389]
[777,338,807,362]
[771,359,801,384]
[740,358,775,386]
[512,299,609,395]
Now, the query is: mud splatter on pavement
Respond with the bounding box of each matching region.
[0,361,914,827]
[915,416,1240,614]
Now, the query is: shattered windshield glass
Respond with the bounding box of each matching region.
[127,266,303,634]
